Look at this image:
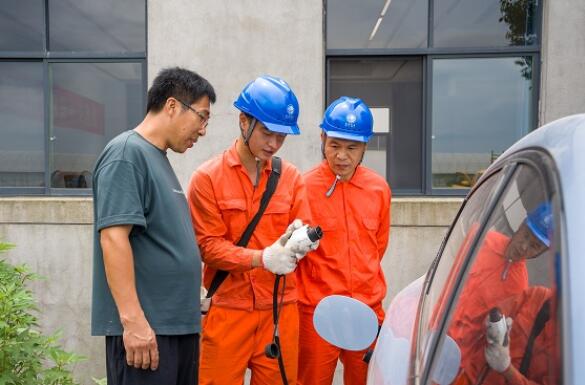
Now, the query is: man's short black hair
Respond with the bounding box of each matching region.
[146,67,216,113]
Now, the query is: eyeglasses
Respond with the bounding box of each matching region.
[176,99,210,128]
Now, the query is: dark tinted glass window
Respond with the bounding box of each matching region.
[439,163,561,385]
[329,58,423,191]
[0,0,44,51]
[433,0,538,48]
[431,57,534,189]
[0,62,45,187]
[49,0,146,52]
[418,170,505,378]
[327,0,428,49]
[49,62,143,188]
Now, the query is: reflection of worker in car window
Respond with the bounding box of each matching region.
[482,285,559,385]
[450,202,553,385]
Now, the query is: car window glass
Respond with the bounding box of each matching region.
[439,163,561,385]
[417,169,505,374]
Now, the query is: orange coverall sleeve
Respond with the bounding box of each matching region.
[187,169,258,272]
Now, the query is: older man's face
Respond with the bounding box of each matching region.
[504,223,548,261]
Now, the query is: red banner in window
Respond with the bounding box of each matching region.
[53,86,105,135]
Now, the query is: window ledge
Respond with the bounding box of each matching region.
[391,197,463,227]
[0,197,93,225]
[0,196,463,227]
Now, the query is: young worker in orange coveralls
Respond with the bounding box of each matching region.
[187,76,317,385]
[296,97,392,385]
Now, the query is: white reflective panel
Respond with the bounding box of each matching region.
[313,295,378,351]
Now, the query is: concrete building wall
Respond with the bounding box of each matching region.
[0,198,100,382]
[540,0,585,124]
[148,0,325,188]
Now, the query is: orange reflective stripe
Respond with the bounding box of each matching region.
[296,161,391,317]
[188,143,312,311]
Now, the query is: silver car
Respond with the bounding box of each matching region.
[315,114,585,385]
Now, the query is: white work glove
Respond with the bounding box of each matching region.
[283,219,320,261]
[485,316,513,373]
[284,219,304,238]
[262,232,298,275]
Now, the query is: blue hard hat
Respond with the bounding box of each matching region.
[320,97,374,143]
[526,202,553,247]
[233,75,300,135]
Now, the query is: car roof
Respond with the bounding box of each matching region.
[486,113,585,382]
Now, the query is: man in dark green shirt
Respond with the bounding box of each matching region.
[92,67,215,385]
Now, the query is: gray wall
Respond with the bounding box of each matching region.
[0,198,99,383]
[540,0,585,124]
[148,0,325,188]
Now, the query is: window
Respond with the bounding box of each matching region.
[0,62,45,188]
[416,168,507,376]
[431,57,534,189]
[429,158,561,385]
[327,0,428,50]
[0,0,146,195]
[433,0,538,48]
[49,0,146,53]
[328,58,423,191]
[326,0,541,194]
[0,0,44,52]
[413,152,563,385]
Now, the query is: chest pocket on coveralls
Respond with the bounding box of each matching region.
[361,216,380,257]
[217,198,247,239]
[317,217,340,260]
[260,198,291,237]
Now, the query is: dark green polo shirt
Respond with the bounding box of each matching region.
[91,130,201,336]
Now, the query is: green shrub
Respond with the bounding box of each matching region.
[0,242,83,385]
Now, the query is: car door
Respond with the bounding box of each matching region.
[419,150,563,385]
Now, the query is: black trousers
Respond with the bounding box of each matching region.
[106,334,199,385]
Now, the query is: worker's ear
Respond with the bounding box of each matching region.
[239,112,249,131]
[240,112,254,139]
[164,97,179,117]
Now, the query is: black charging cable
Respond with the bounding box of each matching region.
[265,274,288,385]
[264,225,323,385]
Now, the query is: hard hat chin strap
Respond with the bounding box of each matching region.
[241,117,257,145]
[239,117,264,186]
[240,117,258,157]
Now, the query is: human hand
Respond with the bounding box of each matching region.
[485,316,512,373]
[284,219,304,239]
[283,220,320,260]
[121,314,159,370]
[262,231,298,275]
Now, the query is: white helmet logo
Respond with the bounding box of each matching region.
[286,104,295,120]
[346,113,357,127]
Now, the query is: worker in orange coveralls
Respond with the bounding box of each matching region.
[447,228,529,354]
[187,75,317,385]
[451,202,556,385]
[296,96,392,385]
